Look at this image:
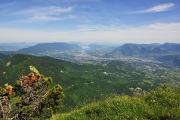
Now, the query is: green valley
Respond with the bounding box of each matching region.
[0,54,180,113]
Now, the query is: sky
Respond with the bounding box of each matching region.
[0,0,180,43]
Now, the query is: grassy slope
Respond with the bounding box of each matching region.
[52,87,180,120]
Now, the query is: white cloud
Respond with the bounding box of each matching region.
[15,6,73,15]
[0,22,180,43]
[12,6,73,22]
[135,3,175,13]
[30,15,62,21]
[29,14,75,22]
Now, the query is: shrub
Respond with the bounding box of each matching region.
[0,66,64,119]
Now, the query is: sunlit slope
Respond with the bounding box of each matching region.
[52,87,180,120]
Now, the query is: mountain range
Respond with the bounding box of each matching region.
[18,42,82,55]
[105,43,180,57]
[15,42,180,67]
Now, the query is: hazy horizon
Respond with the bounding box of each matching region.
[0,41,180,46]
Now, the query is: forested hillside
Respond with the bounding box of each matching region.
[0,54,180,112]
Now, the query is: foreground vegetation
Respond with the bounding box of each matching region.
[52,86,180,120]
[0,66,64,119]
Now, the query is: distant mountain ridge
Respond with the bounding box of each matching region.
[105,43,180,57]
[15,42,180,67]
[18,42,82,55]
[0,43,36,51]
